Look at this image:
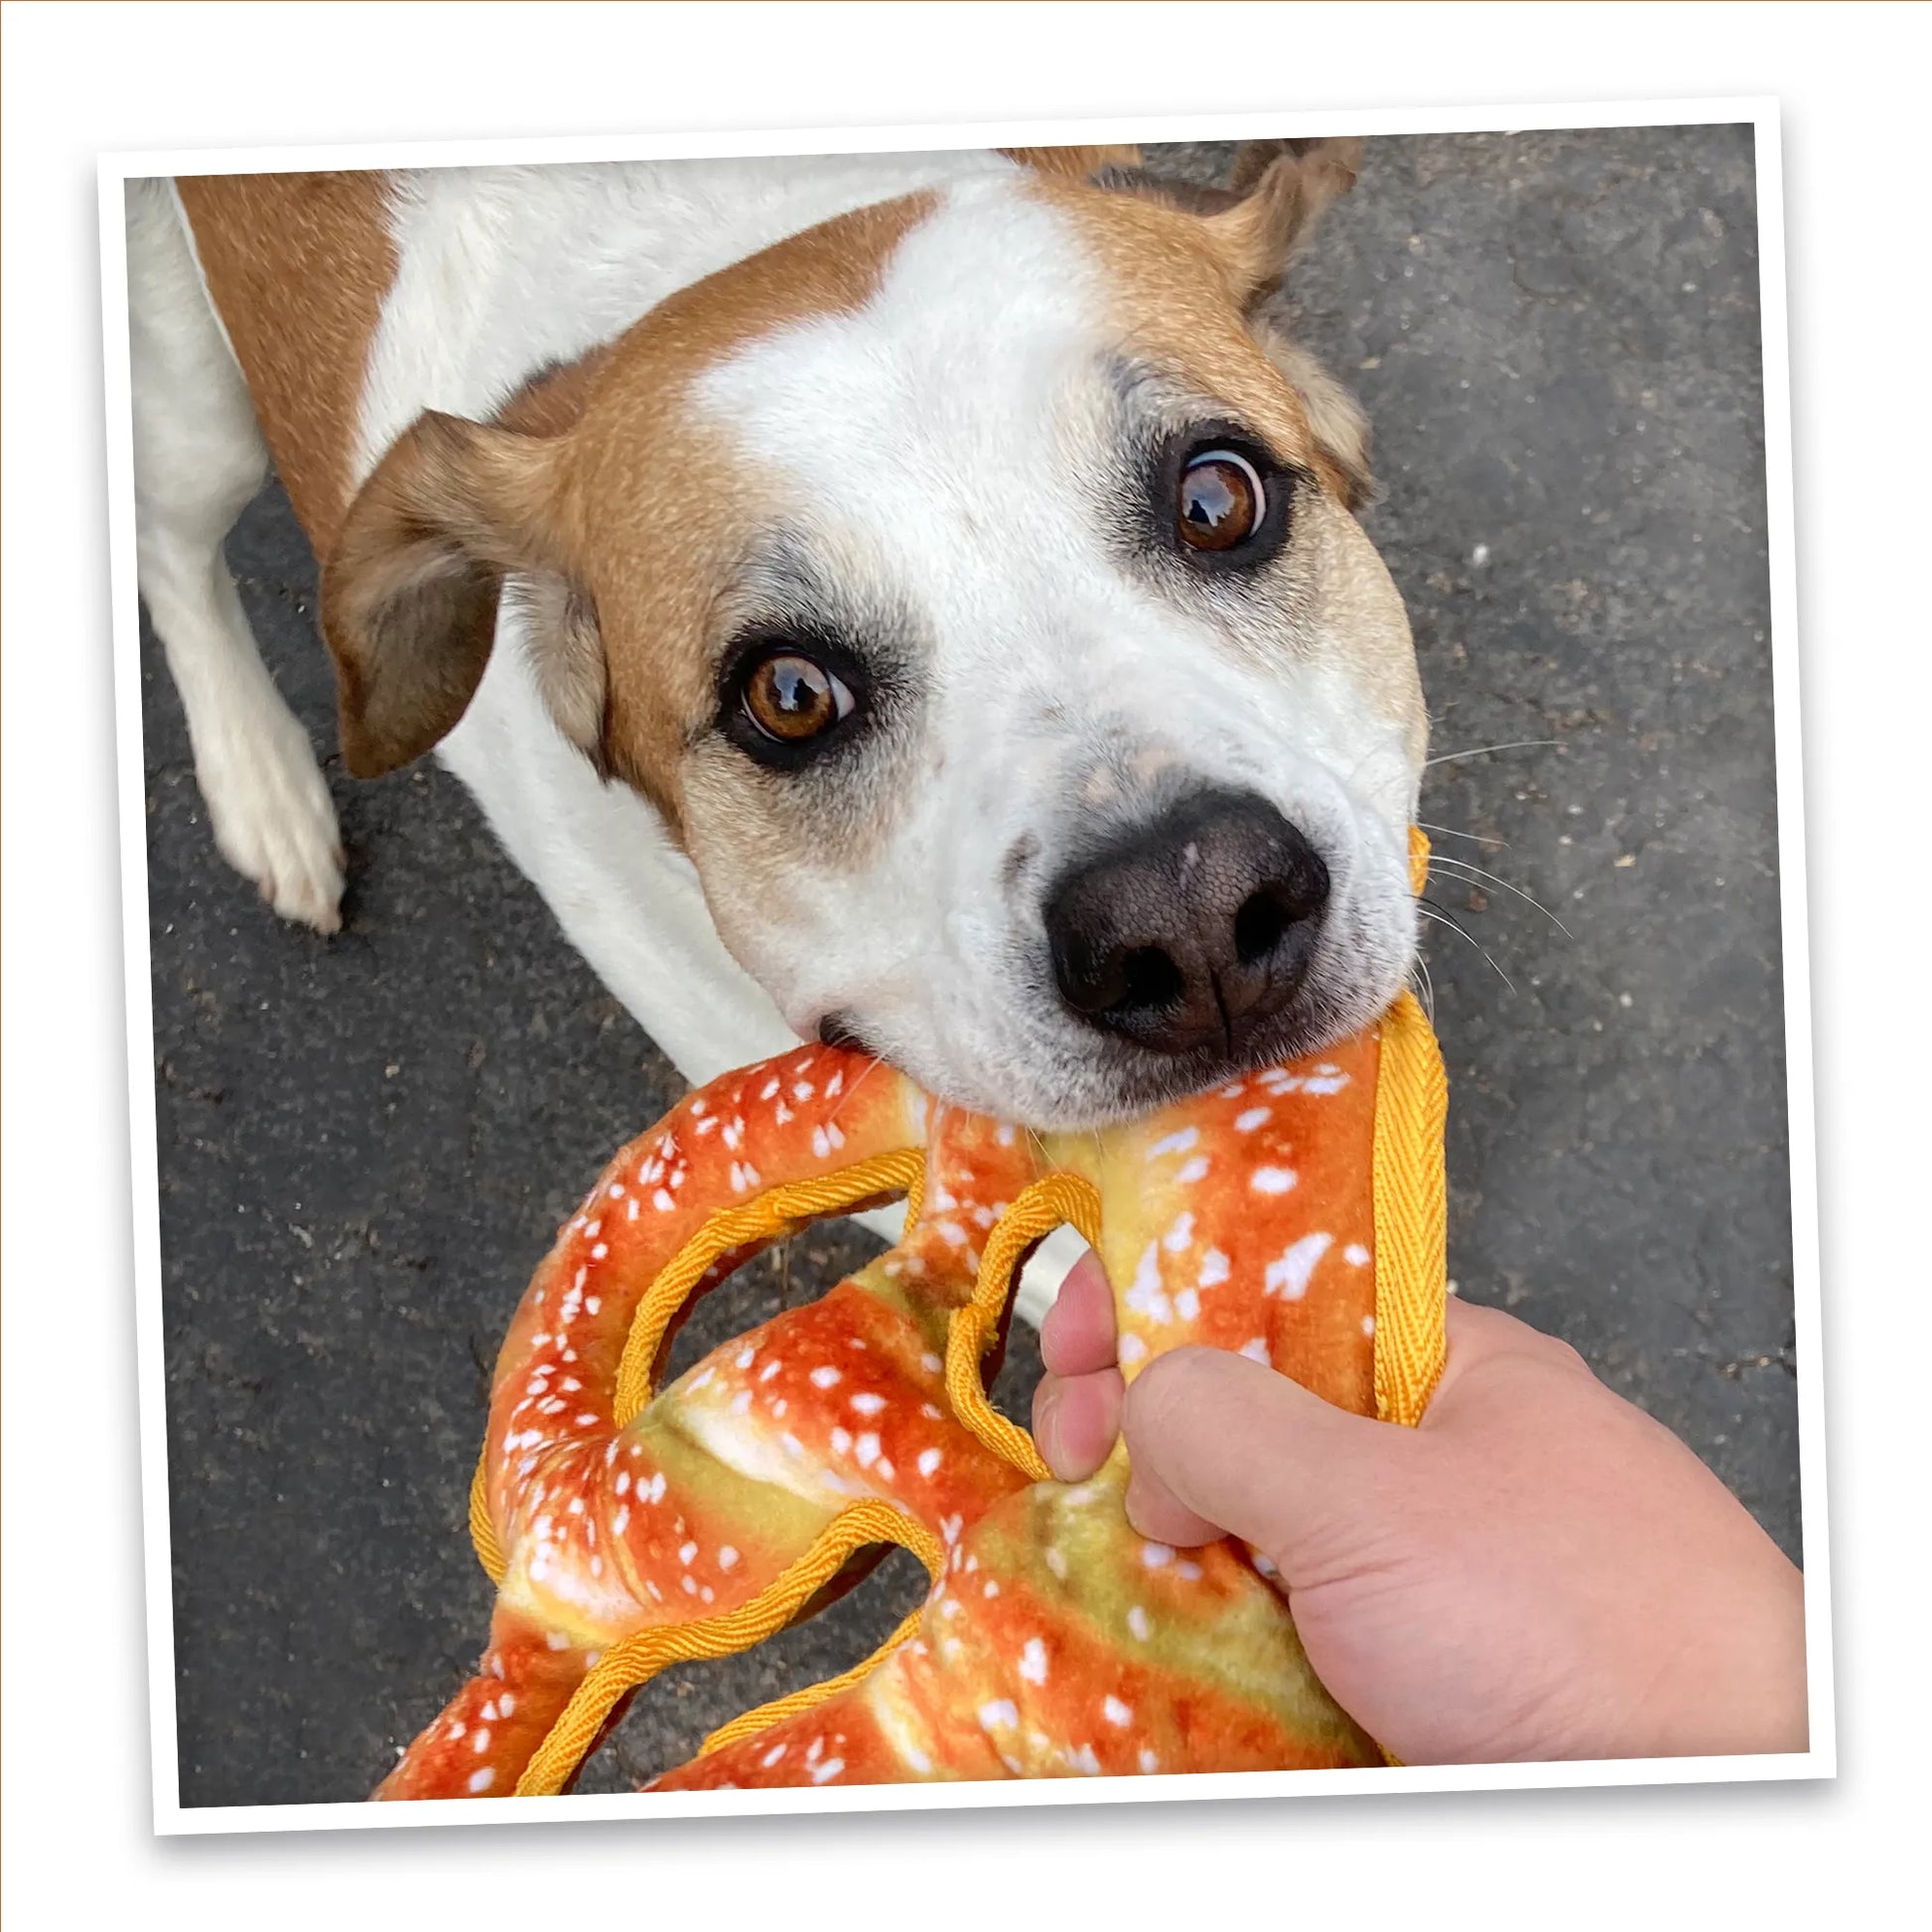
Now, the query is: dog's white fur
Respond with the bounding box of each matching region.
[127,153,1423,1299]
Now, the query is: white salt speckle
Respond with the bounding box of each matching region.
[653,1189,676,1212]
[607,1183,625,1200]
[1175,1287,1200,1321]
[1303,1073,1349,1096]
[782,1433,806,1458]
[627,1198,639,1220]
[1362,1315,1376,1336]
[681,1576,698,1595]
[736,1347,757,1369]
[615,1471,630,1497]
[1265,1231,1332,1300]
[854,1433,881,1468]
[498,1693,515,1716]
[546,1631,571,1651]
[1118,1333,1148,1364]
[1149,1127,1198,1159]
[1127,1605,1151,1642]
[1126,1243,1173,1324]
[468,1767,495,1793]
[1104,1696,1133,1726]
[1176,1559,1202,1581]
[1251,1167,1297,1195]
[1044,1547,1068,1579]
[760,1078,780,1100]
[917,1448,942,1478]
[831,1428,853,1454]
[906,1745,933,1774]
[978,1701,1020,1731]
[761,1742,787,1767]
[1198,1248,1230,1288]
[1240,1337,1271,1363]
[983,1581,999,1598]
[648,1471,668,1503]
[678,1541,698,1565]
[700,1585,714,1603]
[1344,1243,1371,1267]
[810,1757,844,1783]
[719,1545,739,1570]
[810,1366,841,1389]
[920,1352,943,1375]
[1139,1748,1160,1774]
[1235,1106,1273,1134]
[1018,1638,1048,1685]
[794,1081,815,1102]
[1162,1211,1195,1254]
[851,1392,886,1417]
[920,1402,943,1421]
[731,1390,753,1416]
[1175,1157,1210,1184]
[759,1359,782,1382]
[1141,1542,1173,1570]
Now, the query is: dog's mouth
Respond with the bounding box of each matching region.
[814,1012,879,1055]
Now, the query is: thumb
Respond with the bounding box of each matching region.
[1120,1347,1424,1584]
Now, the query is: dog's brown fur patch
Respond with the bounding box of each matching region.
[175,172,396,556]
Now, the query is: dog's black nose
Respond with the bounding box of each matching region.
[1044,789,1329,1056]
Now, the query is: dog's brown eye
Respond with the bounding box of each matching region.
[741,652,855,744]
[1177,448,1265,552]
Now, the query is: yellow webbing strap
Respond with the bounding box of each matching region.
[1370,987,1449,1428]
[515,1499,946,1796]
[1370,828,1449,1428]
[945,1172,1105,1484]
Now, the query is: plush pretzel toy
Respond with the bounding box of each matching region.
[376,832,1447,1798]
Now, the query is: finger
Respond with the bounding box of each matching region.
[1120,1444,1225,1547]
[1038,1249,1118,1378]
[1119,1346,1421,1579]
[1032,1365,1124,1482]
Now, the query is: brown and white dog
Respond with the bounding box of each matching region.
[128,141,1424,1177]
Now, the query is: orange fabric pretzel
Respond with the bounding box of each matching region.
[375,945,1447,1797]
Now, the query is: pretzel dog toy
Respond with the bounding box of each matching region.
[377,835,1447,1798]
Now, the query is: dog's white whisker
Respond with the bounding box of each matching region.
[1417,903,1517,995]
[1415,819,1508,849]
[1426,856,1572,937]
[1424,739,1564,769]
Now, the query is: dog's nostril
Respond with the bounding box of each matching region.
[1119,945,1184,1013]
[1233,889,1290,966]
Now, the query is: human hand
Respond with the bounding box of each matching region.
[1031,1255,1807,1764]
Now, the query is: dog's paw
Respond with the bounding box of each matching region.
[196,710,346,935]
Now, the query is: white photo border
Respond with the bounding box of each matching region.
[95,93,1830,1838]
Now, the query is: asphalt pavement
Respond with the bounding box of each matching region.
[139,123,1795,1808]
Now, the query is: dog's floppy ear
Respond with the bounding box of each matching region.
[322,410,605,778]
[1093,137,1363,288]
[1204,137,1363,299]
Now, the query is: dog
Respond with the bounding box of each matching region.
[127,140,1423,1178]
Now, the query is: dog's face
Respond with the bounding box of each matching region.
[327,152,1425,1128]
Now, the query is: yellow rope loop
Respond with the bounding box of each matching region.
[470,1148,924,1586]
[1371,988,1449,1428]
[944,1172,1104,1484]
[698,1533,943,1759]
[515,1499,944,1797]
[612,1149,925,1430]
